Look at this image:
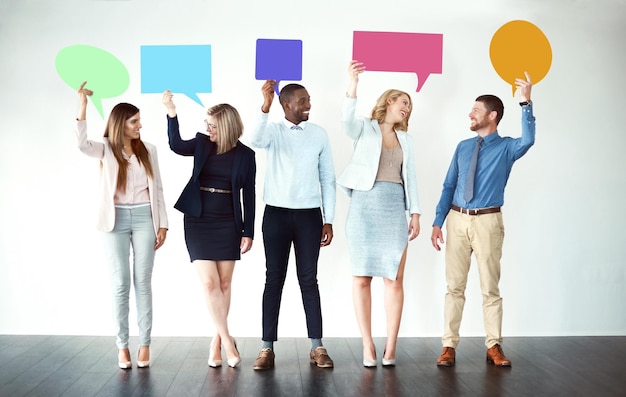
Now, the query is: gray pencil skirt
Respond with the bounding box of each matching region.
[345,181,408,280]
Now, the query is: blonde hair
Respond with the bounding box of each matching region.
[207,103,243,154]
[370,89,413,132]
[103,103,153,193]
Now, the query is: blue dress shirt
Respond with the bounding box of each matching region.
[433,106,536,227]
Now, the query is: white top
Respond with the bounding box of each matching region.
[249,112,336,224]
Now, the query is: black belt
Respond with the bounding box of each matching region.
[451,204,501,215]
[200,187,232,194]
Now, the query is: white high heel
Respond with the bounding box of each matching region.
[208,339,222,368]
[118,349,132,369]
[363,348,377,368]
[137,347,150,368]
[363,358,377,367]
[227,339,241,368]
[382,349,396,366]
[382,357,396,366]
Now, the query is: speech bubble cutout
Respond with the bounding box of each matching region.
[141,45,212,107]
[490,20,552,96]
[55,45,130,118]
[352,31,443,92]
[255,39,303,95]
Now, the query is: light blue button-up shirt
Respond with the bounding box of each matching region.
[433,106,535,227]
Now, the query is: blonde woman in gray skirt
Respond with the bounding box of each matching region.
[338,60,421,368]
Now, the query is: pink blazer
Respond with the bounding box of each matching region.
[75,120,168,233]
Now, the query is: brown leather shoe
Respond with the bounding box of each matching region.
[310,347,334,368]
[486,344,511,367]
[436,346,455,367]
[253,348,275,370]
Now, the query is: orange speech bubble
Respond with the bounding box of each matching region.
[489,20,552,95]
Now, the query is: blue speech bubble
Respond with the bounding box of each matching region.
[141,45,212,107]
[255,39,302,94]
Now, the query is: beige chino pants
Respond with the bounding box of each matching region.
[442,209,505,349]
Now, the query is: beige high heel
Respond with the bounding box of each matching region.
[382,349,396,366]
[118,349,132,369]
[137,346,150,368]
[208,338,222,368]
[363,347,377,368]
[226,338,241,368]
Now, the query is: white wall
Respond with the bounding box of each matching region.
[1,0,625,339]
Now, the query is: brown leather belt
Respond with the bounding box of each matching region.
[451,204,501,215]
[200,187,232,194]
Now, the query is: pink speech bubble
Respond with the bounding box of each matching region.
[352,31,443,92]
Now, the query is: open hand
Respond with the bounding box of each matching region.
[515,72,532,102]
[431,226,444,251]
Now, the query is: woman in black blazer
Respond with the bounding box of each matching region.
[163,90,255,368]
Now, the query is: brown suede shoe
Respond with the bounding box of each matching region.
[486,344,511,367]
[253,348,275,370]
[310,347,334,368]
[436,346,456,367]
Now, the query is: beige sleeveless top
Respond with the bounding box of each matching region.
[375,144,403,184]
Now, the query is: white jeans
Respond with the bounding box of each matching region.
[102,204,156,349]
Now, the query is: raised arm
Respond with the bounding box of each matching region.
[162,90,195,156]
[346,60,365,99]
[342,61,366,140]
[76,81,93,121]
[75,81,104,158]
[513,72,535,159]
[162,89,177,118]
[249,80,276,149]
[261,79,276,113]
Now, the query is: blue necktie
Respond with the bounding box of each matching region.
[464,137,483,202]
[291,125,302,130]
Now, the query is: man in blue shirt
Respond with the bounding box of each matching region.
[431,73,535,367]
[249,80,336,370]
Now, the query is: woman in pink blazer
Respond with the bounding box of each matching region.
[75,82,168,369]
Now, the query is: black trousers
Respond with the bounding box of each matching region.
[261,205,323,341]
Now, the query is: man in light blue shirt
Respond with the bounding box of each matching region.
[249,80,336,370]
[431,73,535,368]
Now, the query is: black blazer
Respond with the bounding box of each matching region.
[167,116,256,238]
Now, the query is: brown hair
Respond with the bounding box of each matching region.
[207,103,243,154]
[370,89,413,132]
[103,103,153,193]
[475,94,504,125]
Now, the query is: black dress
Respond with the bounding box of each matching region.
[184,146,239,261]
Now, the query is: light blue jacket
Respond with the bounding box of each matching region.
[337,97,421,215]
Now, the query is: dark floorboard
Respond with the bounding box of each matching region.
[0,335,624,396]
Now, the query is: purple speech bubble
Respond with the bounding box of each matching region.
[255,39,303,95]
[352,31,443,92]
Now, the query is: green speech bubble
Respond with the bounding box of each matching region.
[55,45,130,118]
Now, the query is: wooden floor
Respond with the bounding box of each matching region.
[0,335,624,397]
